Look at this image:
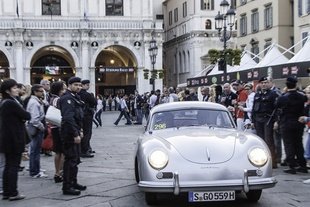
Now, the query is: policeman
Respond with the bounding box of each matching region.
[276,77,307,174]
[59,77,86,195]
[78,80,97,158]
[252,76,279,168]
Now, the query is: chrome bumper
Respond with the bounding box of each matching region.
[139,170,277,195]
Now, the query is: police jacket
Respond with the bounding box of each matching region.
[59,90,84,144]
[0,97,31,154]
[252,89,278,122]
[276,90,307,126]
[78,89,97,116]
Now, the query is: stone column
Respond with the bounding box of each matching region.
[75,67,83,78]
[81,40,89,80]
[89,67,96,94]
[14,41,24,83]
[24,67,31,85]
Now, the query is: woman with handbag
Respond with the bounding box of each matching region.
[0,79,31,201]
[49,81,67,183]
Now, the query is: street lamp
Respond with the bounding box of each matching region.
[215,0,236,74]
[148,36,158,91]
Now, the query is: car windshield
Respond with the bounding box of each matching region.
[150,109,234,130]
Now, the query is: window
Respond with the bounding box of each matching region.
[174,8,178,22]
[205,19,212,29]
[106,0,123,16]
[42,0,61,16]
[302,32,309,46]
[183,2,187,17]
[251,9,259,33]
[264,4,273,29]
[169,11,172,25]
[201,0,206,10]
[240,14,247,36]
[251,40,259,63]
[264,39,272,55]
[298,0,310,16]
[187,51,190,72]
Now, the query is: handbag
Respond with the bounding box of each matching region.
[45,106,62,127]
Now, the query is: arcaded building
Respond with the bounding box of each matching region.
[0,0,164,94]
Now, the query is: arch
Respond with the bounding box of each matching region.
[91,43,140,68]
[205,19,212,30]
[25,42,79,68]
[0,45,14,68]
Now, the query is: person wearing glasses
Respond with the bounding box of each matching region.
[26,84,47,178]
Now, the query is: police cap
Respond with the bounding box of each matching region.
[259,76,268,82]
[286,76,297,84]
[81,79,90,85]
[68,77,81,85]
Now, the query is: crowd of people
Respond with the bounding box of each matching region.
[0,75,309,201]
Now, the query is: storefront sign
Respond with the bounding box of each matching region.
[99,67,135,73]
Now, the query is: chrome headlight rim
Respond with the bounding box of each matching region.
[148,150,169,170]
[248,147,268,167]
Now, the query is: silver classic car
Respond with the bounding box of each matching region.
[134,102,277,205]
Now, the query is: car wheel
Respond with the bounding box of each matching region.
[145,192,158,205]
[134,158,140,183]
[246,190,262,202]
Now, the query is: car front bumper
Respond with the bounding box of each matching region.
[138,170,277,195]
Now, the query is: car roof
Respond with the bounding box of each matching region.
[150,102,228,115]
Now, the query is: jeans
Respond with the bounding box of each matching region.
[135,108,143,124]
[0,153,5,191]
[29,131,44,176]
[114,110,132,125]
[305,133,310,160]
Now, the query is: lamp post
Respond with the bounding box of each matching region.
[215,0,236,76]
[148,36,158,91]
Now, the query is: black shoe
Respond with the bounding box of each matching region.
[44,151,53,156]
[296,167,308,173]
[283,168,296,174]
[2,196,9,200]
[280,161,288,166]
[125,123,132,125]
[63,188,81,195]
[54,175,63,183]
[73,183,87,191]
[134,122,142,125]
[18,166,25,172]
[114,122,118,126]
[80,153,94,158]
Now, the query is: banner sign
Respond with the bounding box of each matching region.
[45,66,60,75]
[99,67,135,73]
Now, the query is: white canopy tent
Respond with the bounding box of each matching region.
[288,36,310,63]
[229,50,258,73]
[254,44,289,68]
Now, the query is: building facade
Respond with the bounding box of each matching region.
[0,0,164,95]
[236,0,294,61]
[163,0,237,87]
[294,0,310,52]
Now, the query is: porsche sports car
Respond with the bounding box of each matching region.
[134,102,277,205]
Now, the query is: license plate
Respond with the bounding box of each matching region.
[188,191,235,202]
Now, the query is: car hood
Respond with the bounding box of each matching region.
[153,128,237,164]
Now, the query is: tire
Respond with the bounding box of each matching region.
[145,192,158,205]
[246,190,262,202]
[134,158,140,183]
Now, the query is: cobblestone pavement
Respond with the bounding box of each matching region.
[1,111,310,207]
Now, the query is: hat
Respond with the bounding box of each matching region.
[68,77,81,85]
[232,80,243,85]
[286,76,297,84]
[0,79,17,94]
[244,83,253,90]
[81,79,90,85]
[259,76,268,82]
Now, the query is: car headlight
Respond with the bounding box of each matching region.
[248,148,268,167]
[148,150,169,170]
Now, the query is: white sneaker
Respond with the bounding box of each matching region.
[303,179,310,184]
[32,172,48,178]
[40,168,46,172]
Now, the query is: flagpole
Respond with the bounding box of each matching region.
[16,0,19,18]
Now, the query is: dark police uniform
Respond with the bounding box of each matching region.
[252,88,279,168]
[59,90,84,194]
[78,87,97,156]
[276,89,307,172]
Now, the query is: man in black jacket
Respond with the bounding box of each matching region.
[78,80,97,158]
[276,77,308,174]
[59,77,86,195]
